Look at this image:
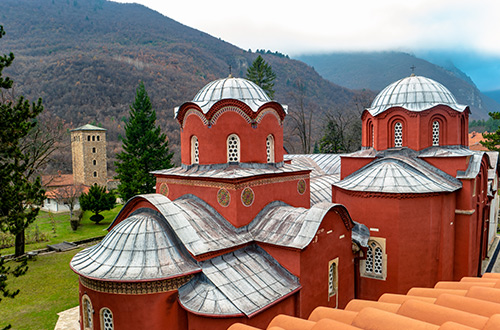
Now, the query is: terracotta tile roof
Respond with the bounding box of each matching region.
[469,132,489,151]
[227,274,500,330]
[42,173,74,187]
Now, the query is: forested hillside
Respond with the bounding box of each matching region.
[0,0,372,172]
[297,52,499,120]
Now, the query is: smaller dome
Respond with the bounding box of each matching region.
[70,210,200,281]
[367,75,467,116]
[191,76,271,113]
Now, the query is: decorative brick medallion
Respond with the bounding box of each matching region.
[241,187,255,207]
[217,188,231,207]
[297,179,306,195]
[159,183,169,196]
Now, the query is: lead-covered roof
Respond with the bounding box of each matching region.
[70,209,200,281]
[367,75,467,117]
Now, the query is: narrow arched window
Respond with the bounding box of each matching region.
[394,122,403,147]
[227,134,240,163]
[432,121,440,146]
[191,136,199,165]
[328,258,339,298]
[82,295,93,330]
[367,121,374,148]
[93,159,97,166]
[363,239,386,279]
[100,308,114,330]
[87,135,91,141]
[93,171,98,177]
[92,147,96,153]
[266,135,275,163]
[97,135,100,141]
[92,135,95,141]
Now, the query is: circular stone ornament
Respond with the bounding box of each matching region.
[159,183,169,196]
[241,187,255,207]
[217,188,231,207]
[297,179,307,195]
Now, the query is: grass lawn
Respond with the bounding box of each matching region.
[0,205,123,256]
[0,247,83,330]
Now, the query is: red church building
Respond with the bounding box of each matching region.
[70,74,498,329]
[70,77,364,330]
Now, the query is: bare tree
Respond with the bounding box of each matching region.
[51,184,86,218]
[288,80,315,154]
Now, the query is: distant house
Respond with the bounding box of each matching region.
[41,173,89,213]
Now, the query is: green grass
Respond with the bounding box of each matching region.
[0,248,83,330]
[0,205,123,256]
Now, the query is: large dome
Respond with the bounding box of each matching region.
[190,76,271,113]
[367,75,467,116]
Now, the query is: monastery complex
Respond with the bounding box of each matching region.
[70,74,499,330]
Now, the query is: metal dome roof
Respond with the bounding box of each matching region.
[190,76,271,113]
[367,75,467,116]
[70,210,200,281]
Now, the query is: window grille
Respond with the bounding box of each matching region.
[82,296,93,329]
[328,261,338,297]
[432,121,440,146]
[191,136,199,164]
[394,122,403,147]
[266,135,275,163]
[101,308,114,330]
[227,134,240,163]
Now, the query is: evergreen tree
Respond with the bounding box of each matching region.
[79,185,115,224]
[115,81,173,201]
[0,26,45,258]
[246,55,277,99]
[481,112,500,151]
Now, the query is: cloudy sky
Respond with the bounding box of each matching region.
[113,0,499,90]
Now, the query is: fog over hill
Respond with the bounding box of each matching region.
[296,52,500,120]
[0,0,372,171]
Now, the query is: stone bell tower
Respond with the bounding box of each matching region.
[70,124,107,187]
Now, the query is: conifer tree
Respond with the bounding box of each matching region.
[115,81,173,201]
[480,112,500,151]
[0,25,45,258]
[246,55,277,99]
[79,185,115,224]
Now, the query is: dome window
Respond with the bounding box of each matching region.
[100,308,114,330]
[191,136,199,165]
[227,134,240,163]
[82,295,93,330]
[266,135,275,163]
[432,121,440,146]
[394,122,403,147]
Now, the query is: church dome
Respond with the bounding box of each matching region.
[367,75,467,116]
[70,210,200,281]
[190,76,271,113]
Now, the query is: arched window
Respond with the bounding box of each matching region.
[432,120,440,146]
[461,116,466,146]
[362,238,386,280]
[97,135,100,141]
[82,295,93,330]
[93,171,98,177]
[227,134,240,163]
[92,147,96,153]
[93,159,97,166]
[328,258,339,298]
[100,308,114,330]
[92,135,95,141]
[87,135,91,142]
[266,135,275,163]
[191,136,199,165]
[394,122,403,147]
[367,120,374,148]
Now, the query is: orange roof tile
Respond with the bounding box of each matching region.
[227,275,500,330]
[397,298,488,328]
[267,315,315,330]
[378,293,436,305]
[407,288,467,298]
[345,299,400,313]
[352,307,439,330]
[434,281,496,290]
[308,307,357,324]
[434,294,500,318]
[42,174,74,187]
[468,132,489,151]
